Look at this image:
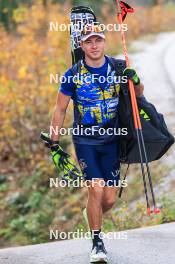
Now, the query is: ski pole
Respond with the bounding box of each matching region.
[114,0,160,214]
[139,131,160,214]
[114,0,150,213]
[129,78,159,213]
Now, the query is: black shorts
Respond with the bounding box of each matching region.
[74,141,120,187]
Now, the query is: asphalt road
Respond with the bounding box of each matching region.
[0,223,175,264]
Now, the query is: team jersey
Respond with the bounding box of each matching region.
[59,56,121,145]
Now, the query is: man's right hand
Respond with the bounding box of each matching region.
[40,131,83,181]
[40,132,60,150]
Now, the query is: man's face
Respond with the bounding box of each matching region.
[81,36,105,60]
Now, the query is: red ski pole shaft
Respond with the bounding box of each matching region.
[115,0,160,214]
[115,0,152,212]
[115,3,141,130]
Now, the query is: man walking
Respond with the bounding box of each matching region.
[50,25,144,263]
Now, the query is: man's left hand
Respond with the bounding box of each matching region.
[123,68,144,97]
[123,68,140,85]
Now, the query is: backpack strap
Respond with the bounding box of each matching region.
[70,60,83,125]
[107,57,130,197]
[106,56,127,98]
[106,56,126,76]
[70,60,82,76]
[118,164,129,198]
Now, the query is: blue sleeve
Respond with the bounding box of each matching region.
[59,69,75,98]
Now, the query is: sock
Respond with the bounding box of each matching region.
[91,229,103,248]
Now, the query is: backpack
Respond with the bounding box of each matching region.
[71,56,175,164]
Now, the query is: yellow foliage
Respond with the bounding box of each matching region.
[18,66,28,79]
[0,1,72,170]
